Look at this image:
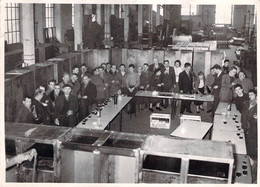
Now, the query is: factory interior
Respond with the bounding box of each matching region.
[4,2,258,184]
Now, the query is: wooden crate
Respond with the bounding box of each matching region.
[140,135,234,184]
[60,128,146,183]
[5,122,72,182]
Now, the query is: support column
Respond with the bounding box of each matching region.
[138,5,143,44]
[54,4,72,43]
[123,5,129,48]
[111,4,115,15]
[74,4,83,50]
[96,4,102,25]
[21,4,35,66]
[156,5,161,26]
[114,5,120,18]
[35,4,46,44]
[104,4,111,48]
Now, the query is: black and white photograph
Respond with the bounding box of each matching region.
[2,0,258,184]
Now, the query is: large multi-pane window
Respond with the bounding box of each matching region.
[45,3,54,28]
[181,4,197,15]
[5,3,21,44]
[45,3,54,39]
[72,4,74,27]
[215,3,232,24]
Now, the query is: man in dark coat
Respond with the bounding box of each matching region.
[241,89,257,160]
[79,74,97,120]
[54,84,79,127]
[15,96,34,124]
[211,64,224,113]
[162,60,176,108]
[32,89,51,125]
[149,58,165,73]
[179,63,193,114]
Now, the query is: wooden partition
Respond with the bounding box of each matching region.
[193,50,224,77]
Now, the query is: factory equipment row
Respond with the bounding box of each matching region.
[5,121,251,184]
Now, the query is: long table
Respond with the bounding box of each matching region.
[135,90,214,119]
[212,102,247,155]
[170,120,212,139]
[211,129,247,155]
[213,115,243,132]
[215,102,240,116]
[76,96,132,131]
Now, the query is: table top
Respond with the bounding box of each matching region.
[213,115,243,132]
[5,122,72,144]
[76,96,132,130]
[170,120,212,140]
[142,135,233,162]
[211,130,247,155]
[215,102,241,116]
[135,91,214,102]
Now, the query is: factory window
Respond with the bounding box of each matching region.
[45,3,54,39]
[72,4,74,27]
[5,3,21,44]
[181,4,197,15]
[215,4,232,24]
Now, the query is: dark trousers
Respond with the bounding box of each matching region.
[126,87,137,114]
[79,99,91,121]
[213,96,220,113]
[180,100,192,113]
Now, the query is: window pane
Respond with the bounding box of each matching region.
[9,34,13,44]
[8,21,12,32]
[7,8,11,20]
[5,33,8,42]
[17,33,20,43]
[12,8,15,19]
[16,20,19,31]
[215,4,232,24]
[12,32,17,43]
[11,20,15,31]
[16,8,19,19]
[5,21,8,32]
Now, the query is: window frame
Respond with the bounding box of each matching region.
[5,3,21,44]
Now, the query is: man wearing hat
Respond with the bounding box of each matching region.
[53,84,79,127]
[211,64,224,113]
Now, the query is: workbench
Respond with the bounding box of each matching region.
[76,96,132,131]
[170,120,212,139]
[5,122,72,182]
[135,90,214,119]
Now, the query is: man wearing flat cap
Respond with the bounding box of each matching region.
[53,84,79,127]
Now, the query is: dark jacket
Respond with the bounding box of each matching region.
[150,74,163,92]
[80,82,97,104]
[107,72,121,95]
[211,72,224,98]
[15,104,34,124]
[140,70,152,89]
[79,82,97,120]
[54,94,79,127]
[241,100,257,158]
[32,99,51,125]
[178,70,193,93]
[149,63,165,73]
[162,66,176,91]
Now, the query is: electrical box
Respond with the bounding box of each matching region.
[150,113,171,129]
